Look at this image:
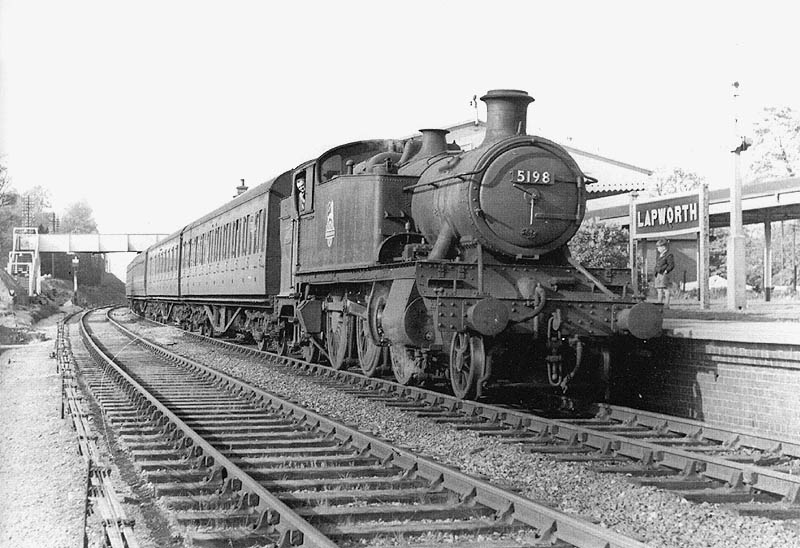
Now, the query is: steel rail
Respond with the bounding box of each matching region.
[80,311,339,548]
[151,310,800,505]
[338,368,800,503]
[107,309,651,548]
[594,404,800,459]
[59,315,139,548]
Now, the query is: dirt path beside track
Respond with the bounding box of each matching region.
[0,321,85,548]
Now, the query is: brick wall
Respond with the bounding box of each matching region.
[613,338,800,439]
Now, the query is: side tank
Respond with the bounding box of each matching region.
[399,90,588,260]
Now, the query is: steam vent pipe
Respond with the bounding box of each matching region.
[418,128,449,156]
[480,89,534,147]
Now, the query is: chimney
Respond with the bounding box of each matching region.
[480,89,534,147]
[418,128,449,157]
[235,178,248,197]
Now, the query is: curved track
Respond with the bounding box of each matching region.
[141,310,800,521]
[77,308,649,548]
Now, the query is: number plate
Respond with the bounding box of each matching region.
[511,169,553,185]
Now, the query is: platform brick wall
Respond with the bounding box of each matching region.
[614,338,800,440]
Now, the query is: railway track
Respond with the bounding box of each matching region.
[130,309,800,522]
[75,308,649,548]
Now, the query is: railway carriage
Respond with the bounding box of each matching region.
[144,234,181,299]
[126,250,147,299]
[128,89,662,400]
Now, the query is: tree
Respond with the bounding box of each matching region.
[0,160,19,267]
[0,176,100,266]
[569,219,629,269]
[744,106,800,291]
[708,225,789,291]
[708,227,728,278]
[748,106,800,180]
[646,167,704,196]
[60,200,98,234]
[0,185,52,267]
[0,160,12,207]
[19,186,52,228]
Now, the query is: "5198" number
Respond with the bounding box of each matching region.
[512,169,552,184]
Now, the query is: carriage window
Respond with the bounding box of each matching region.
[242,215,250,255]
[256,210,263,252]
[259,209,266,251]
[232,220,238,257]
[250,214,257,254]
[238,219,244,256]
[238,218,244,256]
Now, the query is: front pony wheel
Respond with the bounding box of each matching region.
[449,332,486,400]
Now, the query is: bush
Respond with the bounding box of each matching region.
[569,219,629,269]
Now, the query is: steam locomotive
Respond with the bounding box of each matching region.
[127,89,662,400]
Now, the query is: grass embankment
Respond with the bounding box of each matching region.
[0,272,127,344]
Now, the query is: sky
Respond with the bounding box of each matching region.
[2,1,800,278]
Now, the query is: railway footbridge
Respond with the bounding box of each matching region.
[6,227,166,296]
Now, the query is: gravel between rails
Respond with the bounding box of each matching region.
[117,310,800,548]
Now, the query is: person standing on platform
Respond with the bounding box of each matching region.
[654,239,674,308]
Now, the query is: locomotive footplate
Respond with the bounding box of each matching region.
[414,260,659,339]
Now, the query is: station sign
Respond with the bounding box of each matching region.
[634,193,700,237]
[629,188,710,309]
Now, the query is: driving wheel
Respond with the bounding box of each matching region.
[356,316,384,377]
[326,311,350,370]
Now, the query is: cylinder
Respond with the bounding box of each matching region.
[466,297,509,336]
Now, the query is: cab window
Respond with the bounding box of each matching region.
[294,165,314,214]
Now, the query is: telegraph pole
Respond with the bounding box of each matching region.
[728,81,750,310]
[24,195,33,227]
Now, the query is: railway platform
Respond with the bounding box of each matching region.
[631,299,800,441]
[662,300,800,343]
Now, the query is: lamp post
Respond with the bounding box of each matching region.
[727,82,750,310]
[71,255,79,296]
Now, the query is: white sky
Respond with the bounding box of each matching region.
[2,1,799,277]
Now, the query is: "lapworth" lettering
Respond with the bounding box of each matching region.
[637,202,698,228]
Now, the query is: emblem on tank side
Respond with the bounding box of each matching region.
[325,201,335,247]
